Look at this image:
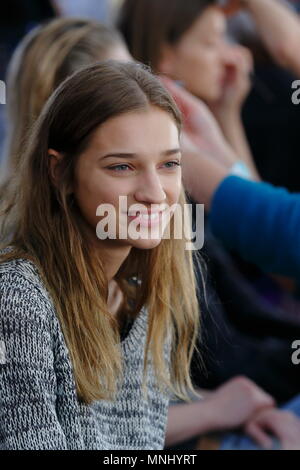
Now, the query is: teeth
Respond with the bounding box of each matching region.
[141,213,159,220]
[128,213,159,220]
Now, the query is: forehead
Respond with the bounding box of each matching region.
[184,6,226,39]
[87,106,180,155]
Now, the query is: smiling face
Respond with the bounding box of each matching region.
[72,105,182,252]
[159,6,228,102]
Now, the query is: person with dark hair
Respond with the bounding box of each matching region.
[118,0,258,177]
[119,0,215,71]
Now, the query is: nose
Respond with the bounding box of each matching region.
[221,42,237,65]
[134,170,167,205]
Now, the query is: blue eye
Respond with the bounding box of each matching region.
[163,161,181,169]
[107,161,181,172]
[108,164,131,172]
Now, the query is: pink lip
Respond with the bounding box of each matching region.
[127,211,161,216]
[127,211,166,228]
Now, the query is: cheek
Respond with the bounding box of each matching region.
[177,44,205,72]
[167,175,182,204]
[183,45,221,78]
[196,50,219,76]
[75,188,102,227]
[74,174,118,224]
[175,47,215,93]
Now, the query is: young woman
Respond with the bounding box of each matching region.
[0,60,201,450]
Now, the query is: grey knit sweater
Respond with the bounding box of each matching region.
[0,249,171,450]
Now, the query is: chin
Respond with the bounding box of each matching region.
[130,237,163,250]
[206,86,224,103]
[188,86,218,104]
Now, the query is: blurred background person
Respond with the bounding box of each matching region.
[1,18,130,179]
[117,0,300,449]
[118,0,259,178]
[225,0,300,192]
[0,0,122,162]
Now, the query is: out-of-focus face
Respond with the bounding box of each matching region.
[159,6,228,102]
[72,106,182,252]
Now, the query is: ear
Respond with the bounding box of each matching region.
[157,43,177,76]
[48,149,64,187]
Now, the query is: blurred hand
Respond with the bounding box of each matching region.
[219,0,243,15]
[205,376,276,431]
[219,0,261,15]
[159,75,237,167]
[244,408,300,450]
[211,44,253,117]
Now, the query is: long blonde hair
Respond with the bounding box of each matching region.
[0,61,202,405]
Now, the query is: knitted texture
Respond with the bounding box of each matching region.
[0,249,171,450]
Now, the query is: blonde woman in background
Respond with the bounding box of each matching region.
[2,17,130,177]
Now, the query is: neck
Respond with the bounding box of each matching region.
[89,238,130,317]
[97,241,131,281]
[77,210,132,281]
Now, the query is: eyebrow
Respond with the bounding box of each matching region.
[99,148,182,160]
